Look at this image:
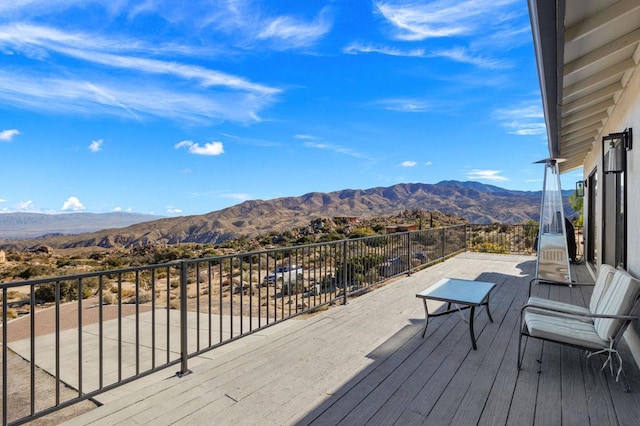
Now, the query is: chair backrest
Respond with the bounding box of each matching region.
[589,264,617,313]
[594,268,640,341]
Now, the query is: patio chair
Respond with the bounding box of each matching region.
[518,267,640,391]
[526,264,617,318]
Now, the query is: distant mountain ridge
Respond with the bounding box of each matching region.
[0,181,574,250]
[0,212,163,240]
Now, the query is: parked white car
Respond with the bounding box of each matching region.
[263,264,304,286]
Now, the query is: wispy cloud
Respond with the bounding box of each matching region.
[430,46,508,69]
[401,161,417,167]
[258,8,332,50]
[374,0,522,68]
[494,102,546,136]
[294,134,317,140]
[15,200,36,211]
[175,140,225,156]
[375,98,431,113]
[166,207,183,214]
[0,23,280,123]
[466,169,508,182]
[61,196,85,211]
[0,71,269,124]
[343,42,424,57]
[303,141,367,159]
[222,193,251,201]
[88,139,103,152]
[376,0,519,41]
[0,128,19,141]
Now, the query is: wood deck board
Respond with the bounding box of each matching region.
[61,253,640,426]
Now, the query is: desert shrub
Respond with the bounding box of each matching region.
[18,264,56,280]
[56,257,72,267]
[104,256,125,269]
[1,309,18,320]
[296,235,315,245]
[470,242,509,254]
[282,281,305,296]
[34,281,93,302]
[120,288,135,298]
[348,227,376,239]
[102,293,114,304]
[123,292,152,304]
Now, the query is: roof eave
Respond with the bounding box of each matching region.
[528,0,565,159]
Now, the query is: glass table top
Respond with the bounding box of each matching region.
[416,278,496,305]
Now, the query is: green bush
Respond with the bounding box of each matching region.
[35,281,93,302]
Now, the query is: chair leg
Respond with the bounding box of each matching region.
[518,332,523,369]
[615,355,631,393]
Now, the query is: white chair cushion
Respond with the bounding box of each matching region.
[589,264,616,313]
[593,268,640,340]
[525,311,608,350]
[527,296,591,321]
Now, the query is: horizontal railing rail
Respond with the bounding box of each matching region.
[1,225,467,425]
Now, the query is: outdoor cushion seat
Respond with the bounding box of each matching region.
[519,267,640,391]
[526,264,616,321]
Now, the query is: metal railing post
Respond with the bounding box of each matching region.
[178,261,191,377]
[3,288,7,426]
[342,240,348,305]
[406,232,411,276]
[441,228,446,260]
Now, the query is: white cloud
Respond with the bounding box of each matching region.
[376,0,519,41]
[0,128,19,141]
[303,141,367,159]
[430,46,508,69]
[0,71,273,124]
[466,169,508,182]
[258,9,332,50]
[0,23,280,123]
[375,98,431,113]
[425,161,432,166]
[167,207,183,214]
[343,42,425,57]
[0,198,6,203]
[222,193,251,201]
[15,200,36,211]
[494,102,546,136]
[175,140,225,156]
[61,196,85,211]
[401,161,417,167]
[113,206,122,212]
[294,134,316,140]
[88,138,103,152]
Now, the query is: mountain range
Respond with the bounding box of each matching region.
[0,181,574,250]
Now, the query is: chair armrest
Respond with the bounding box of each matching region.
[520,303,639,321]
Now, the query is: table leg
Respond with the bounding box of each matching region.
[469,305,477,350]
[486,294,494,323]
[421,299,430,338]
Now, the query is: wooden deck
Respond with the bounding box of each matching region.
[64,252,640,425]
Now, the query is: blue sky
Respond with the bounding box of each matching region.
[0,0,582,216]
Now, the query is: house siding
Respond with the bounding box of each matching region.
[582,63,640,365]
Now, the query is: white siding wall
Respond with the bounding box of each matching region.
[582,62,640,365]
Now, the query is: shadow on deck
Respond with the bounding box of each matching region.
[64,253,640,425]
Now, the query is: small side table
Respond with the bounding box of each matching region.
[416,278,496,350]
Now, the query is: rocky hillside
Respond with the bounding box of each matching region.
[1,181,571,250]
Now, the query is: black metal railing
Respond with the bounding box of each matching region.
[465,224,584,258]
[1,225,467,425]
